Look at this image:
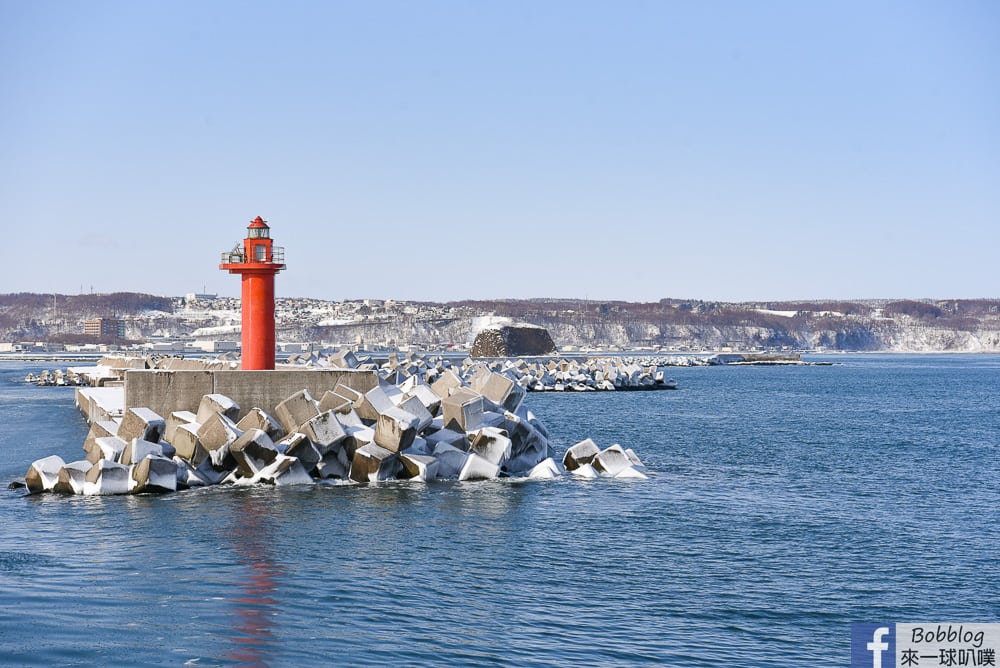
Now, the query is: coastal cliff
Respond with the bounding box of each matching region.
[2,294,999,353]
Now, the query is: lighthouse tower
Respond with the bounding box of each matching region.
[219,216,286,370]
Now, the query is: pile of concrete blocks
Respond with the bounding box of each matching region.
[459,358,676,392]
[22,362,651,496]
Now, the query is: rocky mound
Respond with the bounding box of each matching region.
[471,325,556,357]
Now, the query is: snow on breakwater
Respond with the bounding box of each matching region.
[17,357,649,496]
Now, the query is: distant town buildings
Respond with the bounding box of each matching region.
[83,317,125,339]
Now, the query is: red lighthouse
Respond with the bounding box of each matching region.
[219,216,286,370]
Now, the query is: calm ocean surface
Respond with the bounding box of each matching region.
[1,355,998,667]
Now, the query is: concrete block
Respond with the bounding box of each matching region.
[527,458,562,480]
[315,450,350,480]
[131,455,178,493]
[53,460,94,494]
[260,454,314,486]
[301,410,347,454]
[425,428,470,452]
[318,389,353,414]
[625,447,646,470]
[357,385,394,422]
[562,438,600,471]
[83,419,120,459]
[197,412,243,452]
[469,427,512,466]
[117,407,166,443]
[83,460,130,495]
[441,387,485,433]
[431,443,467,479]
[280,432,321,472]
[593,444,633,477]
[230,428,279,478]
[342,425,375,459]
[614,466,649,480]
[274,389,321,434]
[459,452,500,481]
[173,457,209,489]
[164,410,198,445]
[236,407,285,441]
[430,369,463,399]
[171,423,206,464]
[195,393,241,424]
[92,436,127,463]
[121,438,165,466]
[25,455,66,493]
[402,436,430,456]
[401,383,441,416]
[350,443,402,483]
[400,453,439,481]
[570,463,599,478]
[330,349,359,369]
[398,395,433,433]
[373,406,420,453]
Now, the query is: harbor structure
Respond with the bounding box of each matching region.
[219,217,286,370]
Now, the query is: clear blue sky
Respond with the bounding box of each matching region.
[3,1,997,302]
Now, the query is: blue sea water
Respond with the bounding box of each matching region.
[1,355,998,667]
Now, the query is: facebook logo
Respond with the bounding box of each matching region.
[852,623,895,668]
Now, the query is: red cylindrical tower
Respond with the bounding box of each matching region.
[219,217,286,370]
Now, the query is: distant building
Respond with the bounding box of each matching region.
[83,317,125,338]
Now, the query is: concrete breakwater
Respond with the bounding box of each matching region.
[19,358,649,496]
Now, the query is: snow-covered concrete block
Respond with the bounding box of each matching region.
[236,407,285,441]
[121,438,165,466]
[164,410,198,445]
[83,460,130,495]
[401,383,442,416]
[434,443,469,480]
[398,395,433,433]
[429,369,463,399]
[92,436,127,463]
[83,419,119,459]
[357,385,394,422]
[195,393,241,424]
[279,432,321,472]
[318,389,353,414]
[274,389,321,434]
[469,427,512,466]
[374,406,420,453]
[117,407,166,444]
[425,428,470,452]
[562,438,600,471]
[350,443,402,483]
[230,428,279,478]
[400,453,439,481]
[592,444,633,477]
[171,423,206,464]
[570,463,599,478]
[315,449,350,480]
[53,460,94,494]
[131,455,178,494]
[442,387,485,432]
[625,447,646,470]
[301,410,347,454]
[527,458,562,480]
[459,452,500,481]
[173,457,209,489]
[25,455,66,493]
[614,466,649,480]
[196,412,243,452]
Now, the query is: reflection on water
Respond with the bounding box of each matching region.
[223,491,285,667]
